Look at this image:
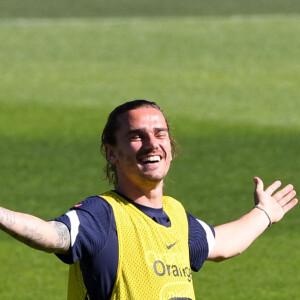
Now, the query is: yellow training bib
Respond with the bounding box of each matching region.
[102,191,195,300]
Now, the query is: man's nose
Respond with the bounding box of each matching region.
[144,133,158,149]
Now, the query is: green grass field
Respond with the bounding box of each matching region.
[0,0,299,18]
[0,13,299,300]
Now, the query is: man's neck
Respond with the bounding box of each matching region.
[115,180,164,208]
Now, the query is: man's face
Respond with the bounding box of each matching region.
[108,107,173,187]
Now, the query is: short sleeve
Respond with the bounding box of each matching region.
[187,212,215,271]
[53,196,113,264]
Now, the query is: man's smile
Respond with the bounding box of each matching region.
[141,155,162,163]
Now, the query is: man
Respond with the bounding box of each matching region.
[0,99,298,299]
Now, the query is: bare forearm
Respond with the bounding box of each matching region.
[208,207,269,261]
[208,178,297,262]
[0,207,70,254]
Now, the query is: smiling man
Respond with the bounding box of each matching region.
[105,104,173,207]
[0,99,298,300]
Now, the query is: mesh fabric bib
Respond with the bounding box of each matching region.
[67,191,195,300]
[103,191,195,300]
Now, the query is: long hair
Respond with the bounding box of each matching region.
[100,99,177,186]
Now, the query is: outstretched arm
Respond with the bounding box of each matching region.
[208,177,298,262]
[0,207,70,254]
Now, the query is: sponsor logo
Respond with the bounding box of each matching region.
[153,260,192,282]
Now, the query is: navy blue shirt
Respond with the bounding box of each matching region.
[54,194,215,299]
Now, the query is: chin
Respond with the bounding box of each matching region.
[142,173,165,183]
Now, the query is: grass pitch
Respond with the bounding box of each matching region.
[1,0,299,18]
[0,15,299,299]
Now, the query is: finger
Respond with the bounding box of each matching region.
[265,180,281,195]
[282,198,298,214]
[253,177,264,192]
[277,189,297,206]
[273,184,294,201]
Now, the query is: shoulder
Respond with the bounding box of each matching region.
[187,212,215,271]
[54,195,116,263]
[187,212,215,242]
[54,195,115,236]
[73,195,112,212]
[68,195,115,232]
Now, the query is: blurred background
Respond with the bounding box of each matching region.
[1,0,300,17]
[0,1,299,299]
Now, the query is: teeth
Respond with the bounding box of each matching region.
[142,156,161,163]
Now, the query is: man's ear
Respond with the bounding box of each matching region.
[105,144,117,164]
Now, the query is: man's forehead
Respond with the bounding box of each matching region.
[118,107,168,128]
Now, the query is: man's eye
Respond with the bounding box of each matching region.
[130,135,141,140]
[156,132,168,138]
